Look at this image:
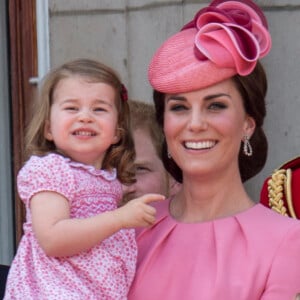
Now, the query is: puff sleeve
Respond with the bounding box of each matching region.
[17,154,76,206]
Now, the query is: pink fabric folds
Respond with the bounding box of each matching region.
[148,0,272,94]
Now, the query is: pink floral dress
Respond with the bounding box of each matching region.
[4,153,136,300]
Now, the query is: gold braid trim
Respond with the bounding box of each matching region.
[267,168,296,218]
[285,169,297,219]
[267,169,288,216]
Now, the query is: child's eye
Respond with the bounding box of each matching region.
[94,107,106,112]
[64,106,78,111]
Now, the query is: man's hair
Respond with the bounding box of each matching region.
[128,100,164,160]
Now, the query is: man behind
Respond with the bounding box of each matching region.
[122,100,180,203]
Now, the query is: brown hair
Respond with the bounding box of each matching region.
[25,58,135,184]
[128,100,164,160]
[153,61,268,183]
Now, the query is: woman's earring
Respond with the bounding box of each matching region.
[243,135,253,156]
[167,151,172,159]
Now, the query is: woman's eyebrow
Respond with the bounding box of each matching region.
[204,93,231,100]
[166,93,231,102]
[166,95,186,102]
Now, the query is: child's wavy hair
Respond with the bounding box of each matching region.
[25,58,135,184]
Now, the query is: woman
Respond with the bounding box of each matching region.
[128,0,300,299]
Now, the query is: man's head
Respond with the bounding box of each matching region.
[122,100,180,202]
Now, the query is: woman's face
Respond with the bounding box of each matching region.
[163,78,255,179]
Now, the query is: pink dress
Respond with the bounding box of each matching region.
[128,199,300,300]
[5,153,136,300]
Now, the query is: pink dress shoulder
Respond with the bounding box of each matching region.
[5,153,136,300]
[128,199,300,300]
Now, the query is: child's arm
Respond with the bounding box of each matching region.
[31,192,164,257]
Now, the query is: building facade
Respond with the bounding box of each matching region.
[1,0,300,264]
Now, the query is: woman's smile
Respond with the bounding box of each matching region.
[184,140,216,150]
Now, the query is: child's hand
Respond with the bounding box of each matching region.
[116,194,165,228]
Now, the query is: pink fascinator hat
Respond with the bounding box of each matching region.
[148,0,272,94]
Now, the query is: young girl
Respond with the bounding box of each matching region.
[4,58,164,300]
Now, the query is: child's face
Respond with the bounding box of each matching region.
[44,76,120,169]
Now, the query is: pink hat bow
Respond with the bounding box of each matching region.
[148,0,272,94]
[183,0,271,75]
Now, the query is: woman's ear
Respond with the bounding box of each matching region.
[244,116,256,138]
[44,120,53,141]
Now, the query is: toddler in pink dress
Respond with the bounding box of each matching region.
[4,59,164,300]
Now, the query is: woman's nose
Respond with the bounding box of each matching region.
[188,110,208,131]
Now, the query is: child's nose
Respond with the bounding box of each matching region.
[78,109,92,122]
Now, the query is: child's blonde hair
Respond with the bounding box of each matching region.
[25,58,135,184]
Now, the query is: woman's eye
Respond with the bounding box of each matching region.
[208,102,227,110]
[169,104,187,112]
